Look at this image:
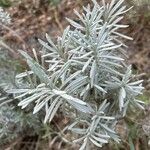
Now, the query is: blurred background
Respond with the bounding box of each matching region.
[0,0,150,149]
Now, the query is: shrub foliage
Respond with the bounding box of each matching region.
[6,0,144,149]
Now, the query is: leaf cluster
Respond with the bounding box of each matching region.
[6,0,145,149]
[0,7,11,24]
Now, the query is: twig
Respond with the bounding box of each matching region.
[0,40,15,53]
[53,8,63,33]
[35,136,40,150]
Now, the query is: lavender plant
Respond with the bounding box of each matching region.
[0,7,10,24]
[0,7,12,106]
[0,8,42,145]
[7,0,145,149]
[0,105,41,145]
